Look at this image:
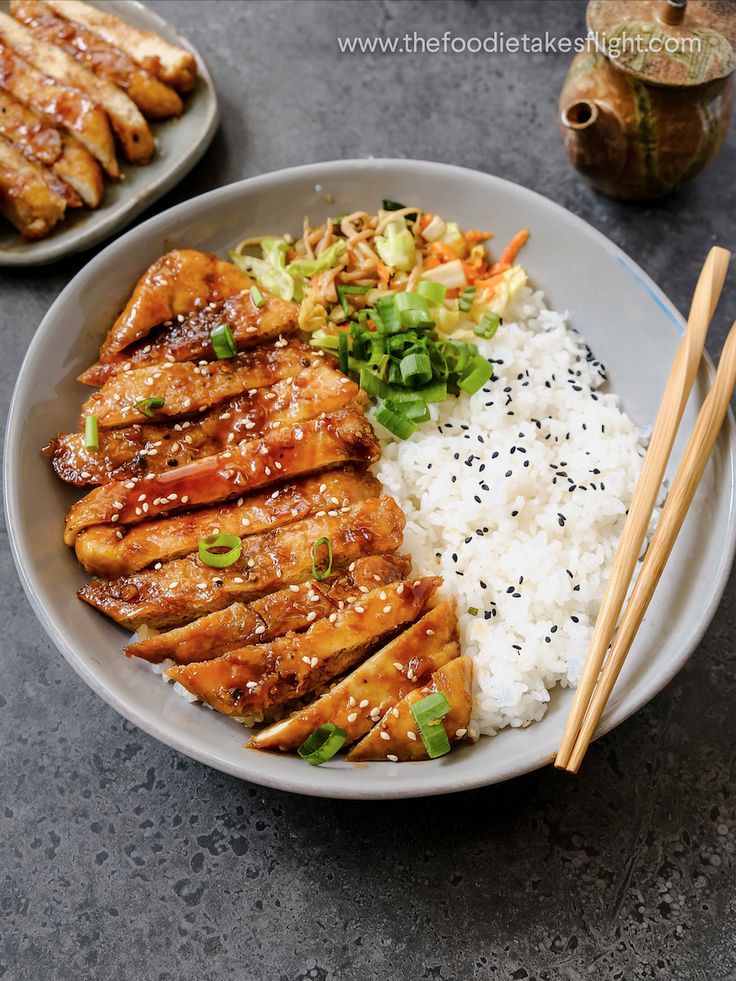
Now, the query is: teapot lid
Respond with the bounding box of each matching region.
[586,0,736,86]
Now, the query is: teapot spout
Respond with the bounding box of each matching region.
[560,100,627,190]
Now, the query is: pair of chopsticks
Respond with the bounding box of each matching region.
[556,246,735,773]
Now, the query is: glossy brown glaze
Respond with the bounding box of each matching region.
[98,250,253,360]
[64,407,381,544]
[167,577,441,722]
[0,38,118,177]
[126,554,413,664]
[78,496,406,629]
[80,339,319,428]
[74,467,381,577]
[346,656,473,762]
[49,363,362,487]
[10,0,183,120]
[50,129,101,207]
[48,0,197,92]
[0,131,66,237]
[79,290,299,386]
[251,600,458,752]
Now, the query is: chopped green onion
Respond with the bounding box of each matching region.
[416,280,447,304]
[374,295,402,335]
[385,380,447,405]
[459,285,476,312]
[468,606,479,616]
[298,723,348,765]
[458,356,494,394]
[310,329,340,351]
[375,402,416,439]
[198,532,242,568]
[338,330,349,374]
[311,536,333,581]
[211,323,237,359]
[336,284,372,316]
[410,691,452,758]
[385,397,429,423]
[250,285,265,308]
[134,396,165,417]
[84,414,99,451]
[394,291,430,314]
[399,309,435,331]
[359,366,386,398]
[474,311,501,340]
[400,352,432,387]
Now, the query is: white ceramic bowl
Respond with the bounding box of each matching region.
[5,159,735,798]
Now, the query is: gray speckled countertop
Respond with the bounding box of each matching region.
[2,2,735,979]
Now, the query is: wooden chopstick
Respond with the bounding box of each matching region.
[555,247,731,770]
[563,319,736,772]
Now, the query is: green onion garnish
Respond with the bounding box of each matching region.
[385,397,429,423]
[458,356,494,395]
[474,311,501,340]
[198,532,242,569]
[374,295,402,335]
[134,396,165,417]
[400,352,432,387]
[410,690,452,759]
[468,606,479,616]
[399,309,435,331]
[298,723,348,765]
[459,285,476,312]
[310,536,333,581]
[84,414,99,451]
[250,285,265,308]
[338,330,349,374]
[375,402,416,439]
[336,284,371,316]
[211,323,237,359]
[417,280,447,304]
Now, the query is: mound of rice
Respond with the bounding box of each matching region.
[375,286,652,737]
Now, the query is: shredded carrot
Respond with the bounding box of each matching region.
[445,287,461,300]
[424,255,442,270]
[464,230,494,245]
[376,261,391,288]
[420,213,432,231]
[474,269,511,290]
[491,228,529,274]
[427,241,457,263]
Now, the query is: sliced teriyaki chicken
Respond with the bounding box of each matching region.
[347,657,473,762]
[0,40,118,177]
[9,1,183,120]
[48,364,364,487]
[0,91,81,206]
[74,467,381,577]
[250,600,459,753]
[0,12,153,163]
[78,289,299,386]
[166,577,441,724]
[126,554,412,664]
[78,495,406,629]
[0,133,66,237]
[80,340,319,428]
[97,250,253,359]
[47,0,197,92]
[64,407,380,545]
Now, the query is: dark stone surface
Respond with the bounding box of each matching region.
[1,2,735,979]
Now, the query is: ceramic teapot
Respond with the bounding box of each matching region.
[559,0,735,200]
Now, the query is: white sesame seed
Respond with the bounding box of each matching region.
[392,707,399,718]
[455,728,467,738]
[319,483,327,493]
[115,530,123,539]
[233,577,244,584]
[254,625,266,635]
[328,613,337,623]
[359,699,369,708]
[347,696,356,707]
[310,656,318,667]
[289,584,300,592]
[383,605,392,614]
[393,662,403,672]
[181,496,189,503]
[79,471,92,480]
[387,754,399,762]
[347,712,358,723]
[134,507,141,516]
[306,611,317,622]
[426,629,435,636]
[407,731,417,741]
[154,562,162,570]
[354,605,365,614]
[379,591,387,601]
[124,481,136,489]
[302,656,311,664]
[380,731,391,741]
[468,728,478,741]
[111,514,119,523]
[246,681,258,689]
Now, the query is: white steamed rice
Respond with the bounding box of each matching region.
[375,285,653,737]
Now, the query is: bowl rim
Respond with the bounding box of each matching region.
[5,157,736,798]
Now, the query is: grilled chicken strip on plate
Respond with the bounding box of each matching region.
[74,467,381,577]
[250,599,459,752]
[0,133,66,237]
[166,577,441,724]
[126,554,413,664]
[48,363,365,487]
[9,0,183,120]
[78,495,406,630]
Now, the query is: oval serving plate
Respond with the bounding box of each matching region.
[0,0,218,266]
[5,159,736,798]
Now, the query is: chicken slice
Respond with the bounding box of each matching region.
[0,40,117,177]
[0,132,66,238]
[250,599,459,753]
[74,467,380,577]
[78,495,406,630]
[166,577,441,725]
[0,11,153,163]
[347,657,473,762]
[47,0,197,92]
[126,554,412,664]
[97,250,253,359]
[80,339,318,429]
[9,0,182,120]
[64,407,380,545]
[48,364,364,487]
[78,289,299,386]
